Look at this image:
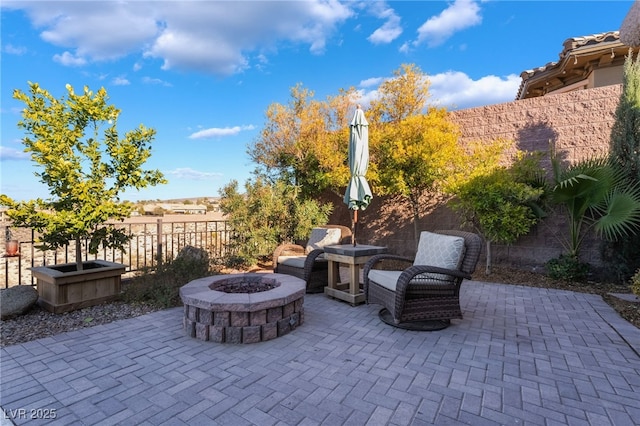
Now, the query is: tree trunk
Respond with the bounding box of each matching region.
[76,239,83,271]
[485,240,492,275]
[412,200,420,248]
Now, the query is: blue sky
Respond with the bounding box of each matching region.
[0,0,633,202]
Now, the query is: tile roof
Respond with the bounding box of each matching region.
[516,31,630,100]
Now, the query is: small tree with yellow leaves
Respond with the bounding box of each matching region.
[449,141,547,274]
[367,64,462,243]
[375,110,462,243]
[249,84,357,198]
[0,83,166,271]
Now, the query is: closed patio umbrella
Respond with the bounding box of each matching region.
[344,105,372,246]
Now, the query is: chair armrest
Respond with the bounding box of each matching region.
[273,243,305,270]
[395,265,471,296]
[304,248,326,266]
[303,248,327,281]
[363,254,414,296]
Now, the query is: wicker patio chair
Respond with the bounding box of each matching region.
[363,230,482,330]
[273,225,352,293]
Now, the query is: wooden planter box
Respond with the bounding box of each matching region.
[30,260,126,314]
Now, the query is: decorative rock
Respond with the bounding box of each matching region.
[176,245,209,262]
[0,286,39,320]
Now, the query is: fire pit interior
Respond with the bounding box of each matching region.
[179,273,306,344]
[210,277,280,293]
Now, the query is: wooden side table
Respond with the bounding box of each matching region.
[323,244,387,305]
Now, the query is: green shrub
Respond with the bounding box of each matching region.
[123,246,213,308]
[221,254,249,270]
[449,149,546,275]
[219,177,332,268]
[631,268,640,297]
[546,254,589,282]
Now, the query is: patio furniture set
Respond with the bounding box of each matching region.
[273,225,482,331]
[179,225,481,343]
[179,105,481,342]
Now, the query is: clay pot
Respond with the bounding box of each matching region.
[5,240,19,256]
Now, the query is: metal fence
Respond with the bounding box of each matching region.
[2,218,232,288]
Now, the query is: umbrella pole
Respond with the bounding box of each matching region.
[352,210,358,246]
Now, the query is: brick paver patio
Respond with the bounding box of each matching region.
[1,280,639,425]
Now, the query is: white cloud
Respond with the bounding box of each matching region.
[37,2,159,61]
[141,76,172,87]
[414,0,482,47]
[356,89,379,109]
[189,125,256,140]
[8,1,353,76]
[367,3,402,44]
[360,77,384,88]
[428,71,521,110]
[112,76,130,86]
[356,77,384,108]
[145,1,353,74]
[356,70,520,111]
[0,145,29,160]
[166,167,222,180]
[4,44,26,55]
[52,51,86,66]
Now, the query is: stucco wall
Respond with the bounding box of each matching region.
[327,84,622,272]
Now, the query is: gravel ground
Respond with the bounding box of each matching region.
[1,266,639,347]
[0,301,163,347]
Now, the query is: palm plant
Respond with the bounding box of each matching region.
[549,152,640,261]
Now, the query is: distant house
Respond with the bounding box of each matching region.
[170,204,208,215]
[142,203,208,215]
[517,31,635,100]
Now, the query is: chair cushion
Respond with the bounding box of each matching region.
[368,270,402,291]
[277,256,307,269]
[413,231,465,270]
[412,231,465,283]
[306,227,342,254]
[278,252,328,269]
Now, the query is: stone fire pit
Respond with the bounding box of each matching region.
[179,273,306,343]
